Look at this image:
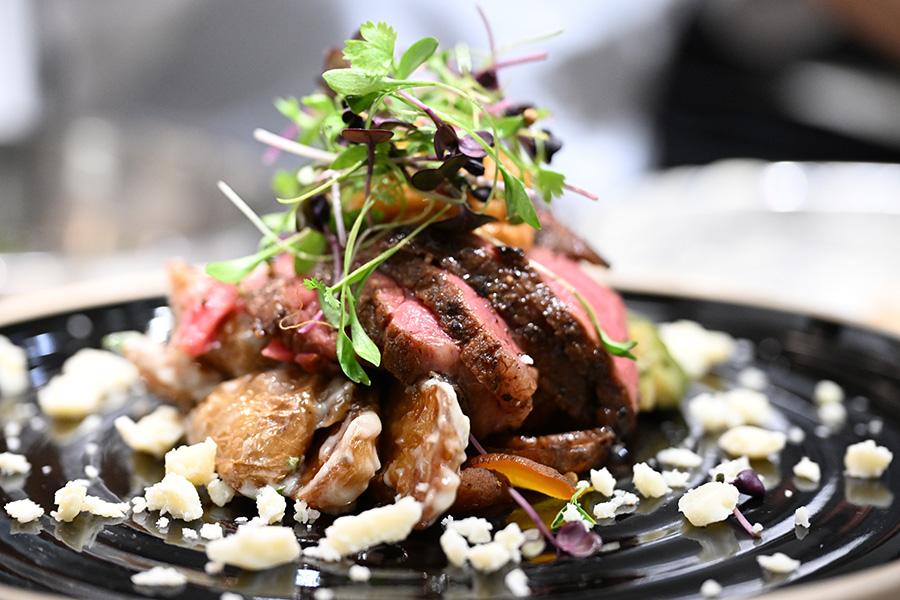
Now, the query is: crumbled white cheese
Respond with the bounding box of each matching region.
[293,499,320,525]
[84,465,99,479]
[662,469,691,488]
[83,495,129,518]
[560,503,590,526]
[38,349,138,418]
[130,566,187,587]
[590,467,616,496]
[520,528,546,558]
[657,447,703,469]
[494,523,525,560]
[784,489,794,498]
[467,541,512,573]
[844,439,893,478]
[206,525,301,570]
[593,490,639,520]
[445,516,493,544]
[234,517,248,524]
[688,388,773,432]
[614,489,640,505]
[6,437,20,452]
[678,482,739,527]
[813,380,844,405]
[317,497,421,558]
[4,422,22,439]
[757,552,800,574]
[440,528,469,567]
[41,465,52,475]
[869,419,884,436]
[817,402,847,428]
[182,528,198,540]
[204,561,224,575]
[787,426,806,444]
[709,456,751,482]
[256,486,286,524]
[505,568,530,597]
[737,367,767,391]
[700,578,723,598]
[200,523,223,540]
[794,506,810,528]
[658,320,735,379]
[751,522,764,535]
[156,516,170,529]
[5,499,44,523]
[718,426,786,459]
[131,496,148,514]
[206,477,235,507]
[314,589,334,600]
[51,480,88,522]
[792,457,821,483]
[0,452,30,476]
[725,388,773,427]
[221,593,242,600]
[348,564,371,582]
[0,335,29,397]
[115,406,185,458]
[144,473,203,521]
[633,462,671,498]
[165,438,217,486]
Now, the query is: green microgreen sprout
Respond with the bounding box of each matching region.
[550,481,597,531]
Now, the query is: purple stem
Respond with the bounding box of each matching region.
[263,122,299,165]
[508,487,561,552]
[297,310,324,334]
[563,182,599,201]
[491,51,549,70]
[397,91,444,128]
[732,506,760,538]
[487,99,512,116]
[469,434,487,456]
[476,4,497,62]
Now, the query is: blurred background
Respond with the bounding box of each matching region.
[1,0,898,332]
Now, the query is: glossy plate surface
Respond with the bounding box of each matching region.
[0,293,898,599]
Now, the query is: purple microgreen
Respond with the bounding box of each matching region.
[732,469,766,498]
[371,116,416,130]
[410,168,444,191]
[491,51,549,71]
[555,521,603,558]
[434,123,460,159]
[341,109,366,129]
[732,506,761,538]
[438,154,470,178]
[396,90,446,128]
[520,129,563,163]
[475,69,499,90]
[341,128,394,144]
[476,5,497,61]
[471,186,492,203]
[296,309,324,335]
[458,131,494,158]
[432,206,496,232]
[462,157,485,177]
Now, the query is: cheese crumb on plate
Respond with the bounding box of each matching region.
[678,482,739,527]
[165,438,217,485]
[844,439,893,478]
[115,406,185,458]
[144,473,203,521]
[206,525,300,570]
[130,566,187,587]
[792,457,821,483]
[5,499,44,523]
[718,426,786,459]
[757,552,800,574]
[632,462,671,498]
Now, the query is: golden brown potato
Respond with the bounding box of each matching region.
[378,378,470,528]
[186,368,364,493]
[292,403,382,513]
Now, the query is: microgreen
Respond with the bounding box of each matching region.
[210,13,606,382]
[550,483,597,531]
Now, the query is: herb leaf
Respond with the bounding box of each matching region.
[348,296,381,366]
[501,167,541,228]
[331,145,368,169]
[396,37,438,78]
[206,244,278,283]
[304,278,342,326]
[535,168,566,202]
[322,68,384,96]
[343,21,397,75]
[336,330,371,385]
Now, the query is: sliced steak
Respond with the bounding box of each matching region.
[535,210,609,267]
[374,257,538,435]
[528,247,639,421]
[357,272,533,437]
[394,233,635,435]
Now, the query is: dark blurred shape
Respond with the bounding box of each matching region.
[655,0,900,167]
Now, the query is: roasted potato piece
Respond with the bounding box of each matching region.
[450,467,512,515]
[378,378,470,528]
[292,403,382,513]
[186,368,362,493]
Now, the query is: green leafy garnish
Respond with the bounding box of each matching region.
[209,15,606,382]
[550,484,597,531]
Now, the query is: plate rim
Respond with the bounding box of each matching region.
[0,271,897,600]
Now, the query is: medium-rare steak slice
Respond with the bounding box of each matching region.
[393,233,635,436]
[357,272,533,437]
[376,256,538,434]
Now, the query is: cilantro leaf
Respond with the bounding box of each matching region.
[501,167,541,229]
[396,37,438,78]
[322,68,384,96]
[274,97,301,123]
[535,168,566,202]
[343,21,397,76]
[304,278,342,326]
[292,230,327,275]
[206,244,278,284]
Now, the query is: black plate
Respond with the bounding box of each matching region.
[0,293,898,599]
